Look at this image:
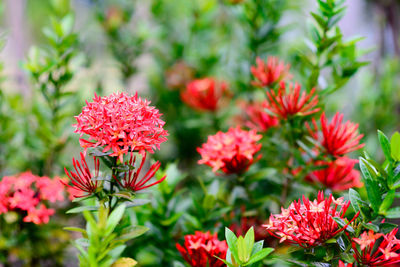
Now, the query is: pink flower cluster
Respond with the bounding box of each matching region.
[264,191,359,248]
[0,172,64,224]
[251,57,291,87]
[176,231,228,267]
[352,229,400,266]
[197,127,262,174]
[74,92,168,162]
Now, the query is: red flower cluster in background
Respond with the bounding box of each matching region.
[197,127,262,174]
[305,157,363,191]
[307,112,364,157]
[352,229,400,266]
[113,152,166,192]
[264,191,359,248]
[251,57,291,87]
[236,100,278,132]
[0,172,64,224]
[181,78,230,112]
[265,82,320,119]
[63,153,100,198]
[176,231,228,267]
[74,92,168,162]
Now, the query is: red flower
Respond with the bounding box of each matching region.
[176,231,228,267]
[338,260,353,267]
[305,157,363,191]
[251,57,291,87]
[263,191,359,248]
[197,127,262,174]
[265,82,320,119]
[236,100,278,132]
[63,153,100,198]
[74,92,168,162]
[113,152,166,191]
[352,229,400,266]
[307,112,364,156]
[181,78,230,112]
[0,172,62,224]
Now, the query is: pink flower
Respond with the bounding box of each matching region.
[265,82,320,119]
[37,176,65,203]
[236,100,278,132]
[176,231,228,267]
[305,157,363,191]
[197,127,262,174]
[63,153,100,198]
[181,78,230,112]
[307,112,364,156]
[113,152,166,192]
[8,188,39,211]
[74,92,168,162]
[251,57,291,87]
[23,204,55,224]
[264,191,359,248]
[352,229,400,266]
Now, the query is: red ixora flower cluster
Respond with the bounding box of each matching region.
[307,112,364,157]
[0,172,64,224]
[176,231,228,267]
[236,100,278,133]
[352,229,400,266]
[181,78,230,112]
[63,153,100,198]
[251,56,291,87]
[264,191,359,248]
[305,157,363,191]
[113,152,166,192]
[265,82,320,119]
[197,127,262,174]
[74,92,168,162]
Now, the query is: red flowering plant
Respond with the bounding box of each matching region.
[63,92,168,266]
[0,172,67,263]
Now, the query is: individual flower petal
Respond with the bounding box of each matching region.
[181,78,230,112]
[197,127,262,174]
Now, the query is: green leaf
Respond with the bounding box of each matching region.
[379,222,398,233]
[117,226,149,241]
[225,228,238,261]
[386,207,400,219]
[379,190,395,214]
[105,204,126,235]
[251,240,264,256]
[243,248,274,266]
[362,223,379,232]
[64,227,87,235]
[244,227,255,256]
[360,158,382,212]
[237,236,248,263]
[333,217,354,233]
[311,12,326,28]
[391,132,400,161]
[66,206,98,214]
[378,130,392,161]
[348,188,362,214]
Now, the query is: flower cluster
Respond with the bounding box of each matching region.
[307,112,364,157]
[0,172,64,224]
[197,127,262,174]
[181,78,230,112]
[63,153,100,198]
[264,191,359,248]
[265,82,320,119]
[176,231,228,267]
[251,57,291,87]
[352,229,400,266]
[236,100,278,132]
[113,152,166,192]
[305,157,362,191]
[74,92,168,162]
